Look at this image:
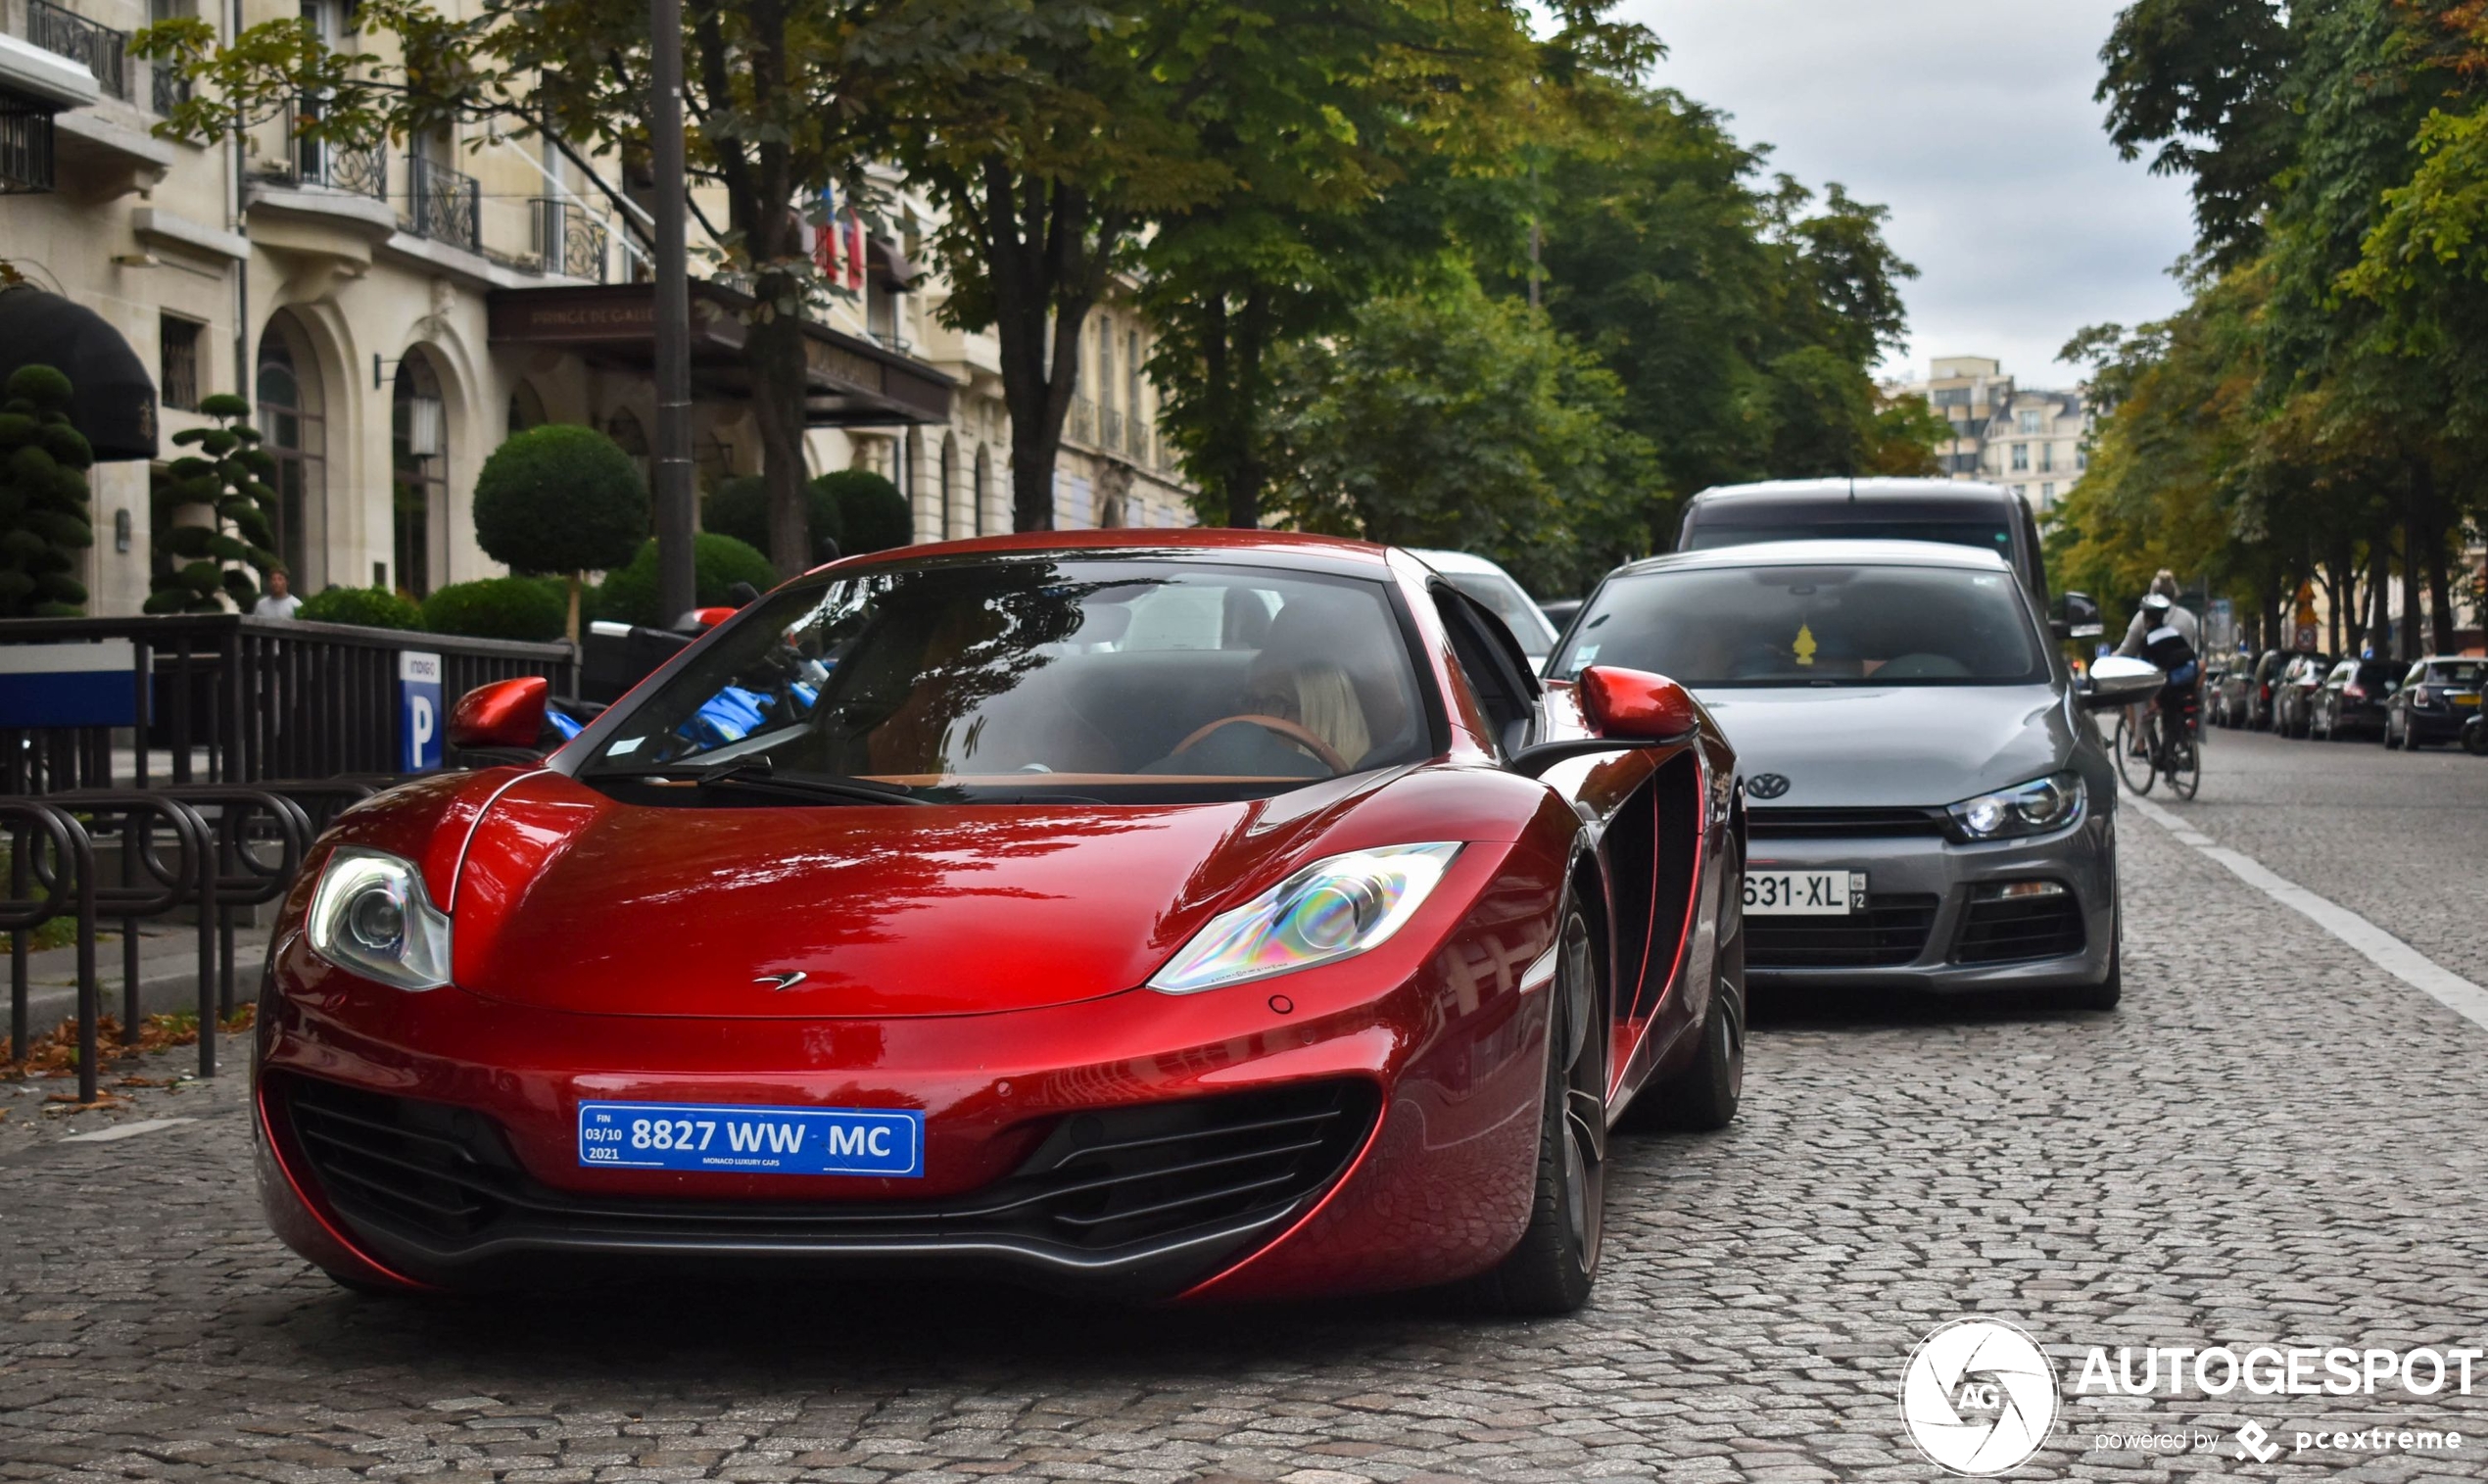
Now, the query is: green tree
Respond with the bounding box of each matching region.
[0,365,94,618]
[592,532,778,626]
[300,585,426,630]
[471,424,649,642]
[820,468,911,553]
[422,576,569,641]
[704,473,844,560]
[1268,275,1659,595]
[144,393,282,614]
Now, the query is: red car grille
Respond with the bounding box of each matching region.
[276,1073,1376,1286]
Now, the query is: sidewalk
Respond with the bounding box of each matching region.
[8,919,275,1033]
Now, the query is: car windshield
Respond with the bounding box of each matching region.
[575,556,1433,804]
[1553,562,2047,688]
[1442,570,1558,651]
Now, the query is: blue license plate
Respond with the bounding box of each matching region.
[577,1101,924,1176]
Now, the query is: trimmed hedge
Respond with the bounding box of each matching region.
[421,576,569,642]
[703,474,846,562]
[590,533,779,628]
[298,585,424,631]
[820,468,910,554]
[472,425,648,579]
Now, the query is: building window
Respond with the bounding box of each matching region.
[2041,483,2055,503]
[2010,443,2030,471]
[257,320,323,582]
[2077,447,2087,469]
[2017,409,2041,434]
[391,354,447,598]
[159,315,203,411]
[2038,442,2054,473]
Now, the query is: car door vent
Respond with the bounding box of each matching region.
[1746,893,1939,968]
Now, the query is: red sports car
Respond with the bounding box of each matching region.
[255,531,1747,1313]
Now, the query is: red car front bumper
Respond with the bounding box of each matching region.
[254,859,1557,1303]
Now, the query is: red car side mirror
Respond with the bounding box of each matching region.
[1577,664,1698,742]
[449,676,550,750]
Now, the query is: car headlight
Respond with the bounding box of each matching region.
[1946,772,2085,841]
[306,847,454,991]
[1148,842,1462,994]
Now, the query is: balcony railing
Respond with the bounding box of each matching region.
[531,197,609,280]
[256,97,387,197]
[1069,397,1096,447]
[1099,405,1124,454]
[408,154,479,252]
[27,0,127,102]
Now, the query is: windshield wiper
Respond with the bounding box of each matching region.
[587,758,934,806]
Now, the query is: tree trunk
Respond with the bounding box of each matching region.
[748,301,814,577]
[1221,288,1269,529]
[2403,468,2427,663]
[2321,560,2344,658]
[2368,527,2393,660]
[565,572,582,646]
[968,162,1116,534]
[2426,525,2455,655]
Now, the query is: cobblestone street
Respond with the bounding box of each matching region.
[5,732,2486,1482]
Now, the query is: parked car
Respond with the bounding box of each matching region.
[2202,661,2235,727]
[2273,652,2335,738]
[1540,596,1584,635]
[2236,649,2290,730]
[1676,477,2055,609]
[259,530,1750,1315]
[2384,655,2486,749]
[1410,549,1562,670]
[2311,657,2403,740]
[1552,538,2143,1010]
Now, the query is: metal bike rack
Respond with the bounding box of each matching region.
[0,799,98,1102]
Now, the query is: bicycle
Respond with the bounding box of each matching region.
[2115,690,2200,799]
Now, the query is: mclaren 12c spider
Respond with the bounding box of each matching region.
[255,531,1748,1314]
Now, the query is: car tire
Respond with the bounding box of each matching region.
[1633,933,1746,1133]
[1470,906,1605,1316]
[2061,922,2122,1012]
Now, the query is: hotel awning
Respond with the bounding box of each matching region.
[488,281,954,426]
[0,288,158,459]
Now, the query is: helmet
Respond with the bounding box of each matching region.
[2140,592,2174,614]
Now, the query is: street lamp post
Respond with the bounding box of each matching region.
[649,0,695,626]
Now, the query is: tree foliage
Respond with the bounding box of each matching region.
[0,365,95,618]
[1268,275,1657,596]
[144,393,281,615]
[472,424,648,641]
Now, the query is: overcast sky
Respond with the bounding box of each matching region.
[1619,0,2197,387]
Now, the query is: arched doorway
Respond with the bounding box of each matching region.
[391,352,448,598]
[605,407,649,487]
[256,317,325,585]
[506,379,548,437]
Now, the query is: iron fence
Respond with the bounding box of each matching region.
[0,101,51,194]
[27,0,126,102]
[409,154,480,251]
[532,196,610,281]
[0,613,575,795]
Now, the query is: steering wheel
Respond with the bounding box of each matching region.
[1171,714,1350,775]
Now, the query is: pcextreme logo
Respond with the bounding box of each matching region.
[1899,1318,2061,1475]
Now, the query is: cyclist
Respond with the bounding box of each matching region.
[2117,575,2201,753]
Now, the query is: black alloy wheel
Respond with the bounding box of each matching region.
[1472,905,1606,1316]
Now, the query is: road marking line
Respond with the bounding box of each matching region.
[56,1117,199,1144]
[2122,792,2488,1032]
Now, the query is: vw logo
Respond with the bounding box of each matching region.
[1899,1317,2058,1475]
[1747,772,1792,800]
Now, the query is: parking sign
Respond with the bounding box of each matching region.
[399,650,443,771]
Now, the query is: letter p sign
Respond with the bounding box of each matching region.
[399,651,444,772]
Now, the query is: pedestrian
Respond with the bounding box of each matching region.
[253,568,303,620]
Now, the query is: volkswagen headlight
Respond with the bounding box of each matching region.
[307,847,454,991]
[1149,842,1462,994]
[1946,772,2084,841]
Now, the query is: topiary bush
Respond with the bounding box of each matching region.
[144,393,282,614]
[471,424,647,642]
[299,585,424,631]
[0,364,96,617]
[820,468,910,554]
[421,576,568,642]
[703,473,846,562]
[590,533,778,628]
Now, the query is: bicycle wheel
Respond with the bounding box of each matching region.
[2165,727,2200,800]
[2115,712,2156,795]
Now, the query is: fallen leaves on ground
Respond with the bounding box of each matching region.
[1,1003,256,1080]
